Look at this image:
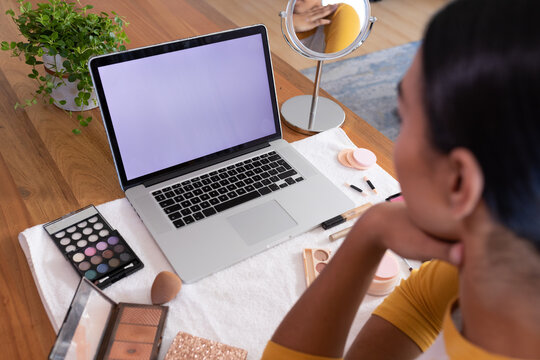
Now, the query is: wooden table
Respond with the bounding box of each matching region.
[0,0,394,357]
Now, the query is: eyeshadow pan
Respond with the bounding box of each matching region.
[77,221,87,228]
[99,229,109,237]
[114,323,157,343]
[93,222,104,230]
[83,227,93,235]
[85,270,97,279]
[85,247,97,257]
[89,234,98,242]
[79,261,91,271]
[108,341,153,359]
[72,232,82,240]
[313,250,329,261]
[77,240,88,248]
[109,258,120,267]
[60,238,70,246]
[73,253,85,262]
[65,245,76,252]
[120,253,131,262]
[107,236,119,245]
[102,250,114,259]
[88,216,98,223]
[55,231,65,238]
[97,264,109,273]
[114,245,125,253]
[120,306,163,326]
[96,241,108,251]
[91,255,102,265]
[67,226,77,233]
[315,262,327,273]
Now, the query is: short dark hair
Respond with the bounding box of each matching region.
[422,0,540,246]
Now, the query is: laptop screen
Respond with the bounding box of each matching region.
[89,26,281,189]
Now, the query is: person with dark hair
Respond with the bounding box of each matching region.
[262,0,540,358]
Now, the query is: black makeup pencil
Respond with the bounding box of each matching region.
[364,176,377,194]
[345,182,365,195]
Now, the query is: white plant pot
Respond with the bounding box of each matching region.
[42,53,98,112]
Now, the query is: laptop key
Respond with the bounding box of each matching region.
[191,197,201,204]
[209,190,219,197]
[173,219,185,228]
[154,194,166,202]
[193,212,205,221]
[184,184,194,191]
[165,191,175,198]
[169,212,182,220]
[268,154,280,161]
[152,190,162,196]
[269,184,279,191]
[245,185,255,192]
[280,183,288,188]
[295,177,304,182]
[183,216,195,224]
[174,195,184,202]
[174,188,185,195]
[202,179,211,185]
[209,198,220,205]
[191,205,201,212]
[200,194,210,201]
[227,184,237,191]
[218,187,228,194]
[159,199,174,208]
[202,208,217,217]
[227,170,238,176]
[181,200,191,208]
[192,182,202,189]
[285,177,296,185]
[210,175,220,182]
[200,201,210,209]
[229,175,238,182]
[228,191,238,198]
[270,175,279,182]
[220,179,230,186]
[244,178,254,185]
[237,173,247,180]
[215,191,261,212]
[184,192,194,199]
[218,194,229,202]
[259,187,271,195]
[262,179,271,185]
[253,181,263,189]
[163,186,172,192]
[211,183,221,189]
[237,188,246,195]
[252,175,262,181]
[269,162,279,168]
[181,208,192,216]
[261,172,270,179]
[164,204,181,214]
[278,169,298,180]
[193,189,203,196]
[262,164,270,171]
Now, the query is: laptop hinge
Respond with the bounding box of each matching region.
[142,142,271,188]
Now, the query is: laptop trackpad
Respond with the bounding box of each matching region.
[227,200,297,246]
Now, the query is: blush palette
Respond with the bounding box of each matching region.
[44,205,143,289]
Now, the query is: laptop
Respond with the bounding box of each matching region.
[89,24,354,283]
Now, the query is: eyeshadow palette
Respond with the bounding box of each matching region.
[44,205,143,289]
[303,248,332,287]
[50,278,168,360]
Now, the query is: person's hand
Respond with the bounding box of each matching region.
[352,202,463,265]
[293,4,338,33]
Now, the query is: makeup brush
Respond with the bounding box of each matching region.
[151,271,182,305]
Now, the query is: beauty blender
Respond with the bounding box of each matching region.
[350,148,377,170]
[151,271,182,305]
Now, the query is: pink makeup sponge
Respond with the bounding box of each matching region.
[367,252,400,296]
[351,148,377,169]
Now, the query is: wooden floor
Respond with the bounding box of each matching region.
[206,0,450,71]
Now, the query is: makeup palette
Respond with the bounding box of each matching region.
[303,248,331,287]
[44,205,143,289]
[49,278,168,360]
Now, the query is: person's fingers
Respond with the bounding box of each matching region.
[413,236,456,263]
[314,19,331,26]
[308,4,337,19]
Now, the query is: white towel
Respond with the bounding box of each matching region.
[19,128,412,359]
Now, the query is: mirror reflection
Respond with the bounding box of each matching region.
[293,0,361,53]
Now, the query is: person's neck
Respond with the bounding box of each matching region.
[458,208,540,359]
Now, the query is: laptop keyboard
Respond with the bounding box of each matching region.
[151,151,304,228]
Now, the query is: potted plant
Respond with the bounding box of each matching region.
[1,0,129,133]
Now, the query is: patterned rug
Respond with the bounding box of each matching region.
[301,41,420,141]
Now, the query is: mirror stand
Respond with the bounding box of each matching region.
[281,60,345,135]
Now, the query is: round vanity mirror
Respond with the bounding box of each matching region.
[280,0,376,134]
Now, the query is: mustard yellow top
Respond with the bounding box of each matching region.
[295,3,360,53]
[262,260,526,359]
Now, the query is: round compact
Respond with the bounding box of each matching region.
[351,148,377,169]
[367,252,400,296]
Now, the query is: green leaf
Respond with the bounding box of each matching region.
[50,31,58,41]
[86,117,92,123]
[1,42,9,51]
[77,114,84,121]
[59,100,67,105]
[28,73,37,79]
[14,102,20,110]
[72,128,81,135]
[10,41,17,49]
[49,98,55,104]
[68,74,77,82]
[5,9,15,16]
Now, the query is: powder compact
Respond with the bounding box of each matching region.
[49,277,168,360]
[44,205,143,289]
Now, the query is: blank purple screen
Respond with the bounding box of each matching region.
[97,34,277,181]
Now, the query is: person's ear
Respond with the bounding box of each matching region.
[447,148,484,219]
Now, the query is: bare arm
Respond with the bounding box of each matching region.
[270,203,456,358]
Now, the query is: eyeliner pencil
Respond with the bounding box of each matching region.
[364,176,377,194]
[345,182,366,195]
